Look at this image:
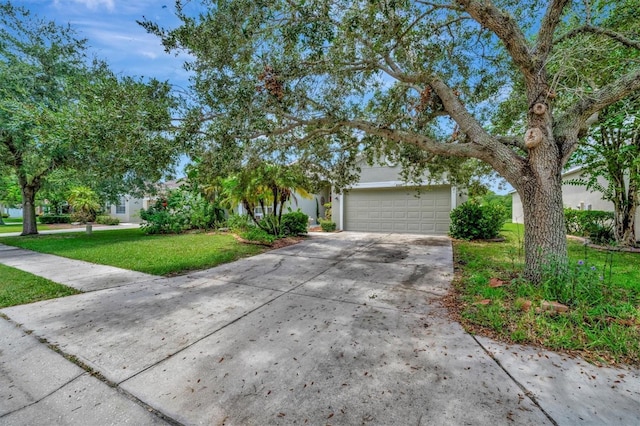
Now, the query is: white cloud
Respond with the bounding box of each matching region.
[140,51,158,59]
[55,0,115,12]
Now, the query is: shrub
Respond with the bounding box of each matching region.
[70,211,94,224]
[241,227,276,245]
[40,214,72,224]
[95,215,120,225]
[319,219,337,232]
[564,209,614,244]
[281,210,308,236]
[449,201,507,240]
[139,196,188,234]
[184,194,225,230]
[258,214,280,235]
[323,202,332,221]
[226,214,253,232]
[1,213,8,218]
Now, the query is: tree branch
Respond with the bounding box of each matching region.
[557,69,640,159]
[534,0,570,59]
[556,25,640,50]
[345,119,485,159]
[456,0,534,78]
[496,136,526,151]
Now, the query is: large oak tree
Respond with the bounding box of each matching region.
[0,2,182,235]
[142,0,640,282]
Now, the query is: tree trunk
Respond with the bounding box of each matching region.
[615,200,637,247]
[518,171,568,284]
[0,203,4,225]
[21,185,38,235]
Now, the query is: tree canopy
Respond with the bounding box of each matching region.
[0,2,184,235]
[141,0,640,282]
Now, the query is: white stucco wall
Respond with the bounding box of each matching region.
[108,197,144,223]
[283,187,330,225]
[511,168,640,240]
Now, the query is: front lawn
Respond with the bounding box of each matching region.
[452,223,640,366]
[0,264,79,308]
[0,224,51,234]
[0,229,268,276]
[2,218,23,223]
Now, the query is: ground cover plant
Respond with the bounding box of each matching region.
[451,223,640,366]
[0,264,79,308]
[0,228,266,276]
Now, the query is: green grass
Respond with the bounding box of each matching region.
[453,223,640,366]
[0,264,79,308]
[0,228,268,276]
[2,217,23,223]
[0,223,51,233]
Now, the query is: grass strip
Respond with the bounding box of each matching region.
[452,223,640,366]
[0,228,267,276]
[0,264,79,308]
[0,224,52,234]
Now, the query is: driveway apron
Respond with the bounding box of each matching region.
[1,233,639,425]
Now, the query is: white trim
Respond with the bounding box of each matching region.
[346,180,446,189]
[338,193,344,231]
[451,186,457,209]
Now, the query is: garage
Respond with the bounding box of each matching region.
[343,186,452,234]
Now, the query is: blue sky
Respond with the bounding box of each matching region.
[23,0,191,88]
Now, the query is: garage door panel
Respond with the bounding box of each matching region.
[344,187,451,235]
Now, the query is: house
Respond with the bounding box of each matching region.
[106,196,145,223]
[106,180,183,224]
[511,166,640,239]
[331,158,466,234]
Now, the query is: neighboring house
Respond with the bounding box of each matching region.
[511,166,640,239]
[106,196,144,223]
[332,158,466,234]
[106,180,183,224]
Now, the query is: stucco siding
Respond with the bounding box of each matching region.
[357,162,405,183]
[511,169,640,240]
[108,197,143,223]
[283,187,330,225]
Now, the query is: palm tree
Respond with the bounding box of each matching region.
[67,186,100,223]
[220,162,312,235]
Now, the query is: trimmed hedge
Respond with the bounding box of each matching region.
[319,219,337,232]
[40,214,71,224]
[449,202,507,240]
[281,211,309,236]
[95,215,120,225]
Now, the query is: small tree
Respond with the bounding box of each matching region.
[567,96,640,246]
[220,162,313,236]
[67,186,100,223]
[0,3,182,235]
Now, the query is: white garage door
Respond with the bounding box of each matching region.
[344,186,451,234]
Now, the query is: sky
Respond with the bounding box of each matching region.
[22,0,192,89]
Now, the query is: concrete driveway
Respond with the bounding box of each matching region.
[1,232,639,425]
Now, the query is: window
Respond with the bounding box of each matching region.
[115,198,126,214]
[254,206,273,220]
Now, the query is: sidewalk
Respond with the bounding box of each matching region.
[1,233,639,425]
